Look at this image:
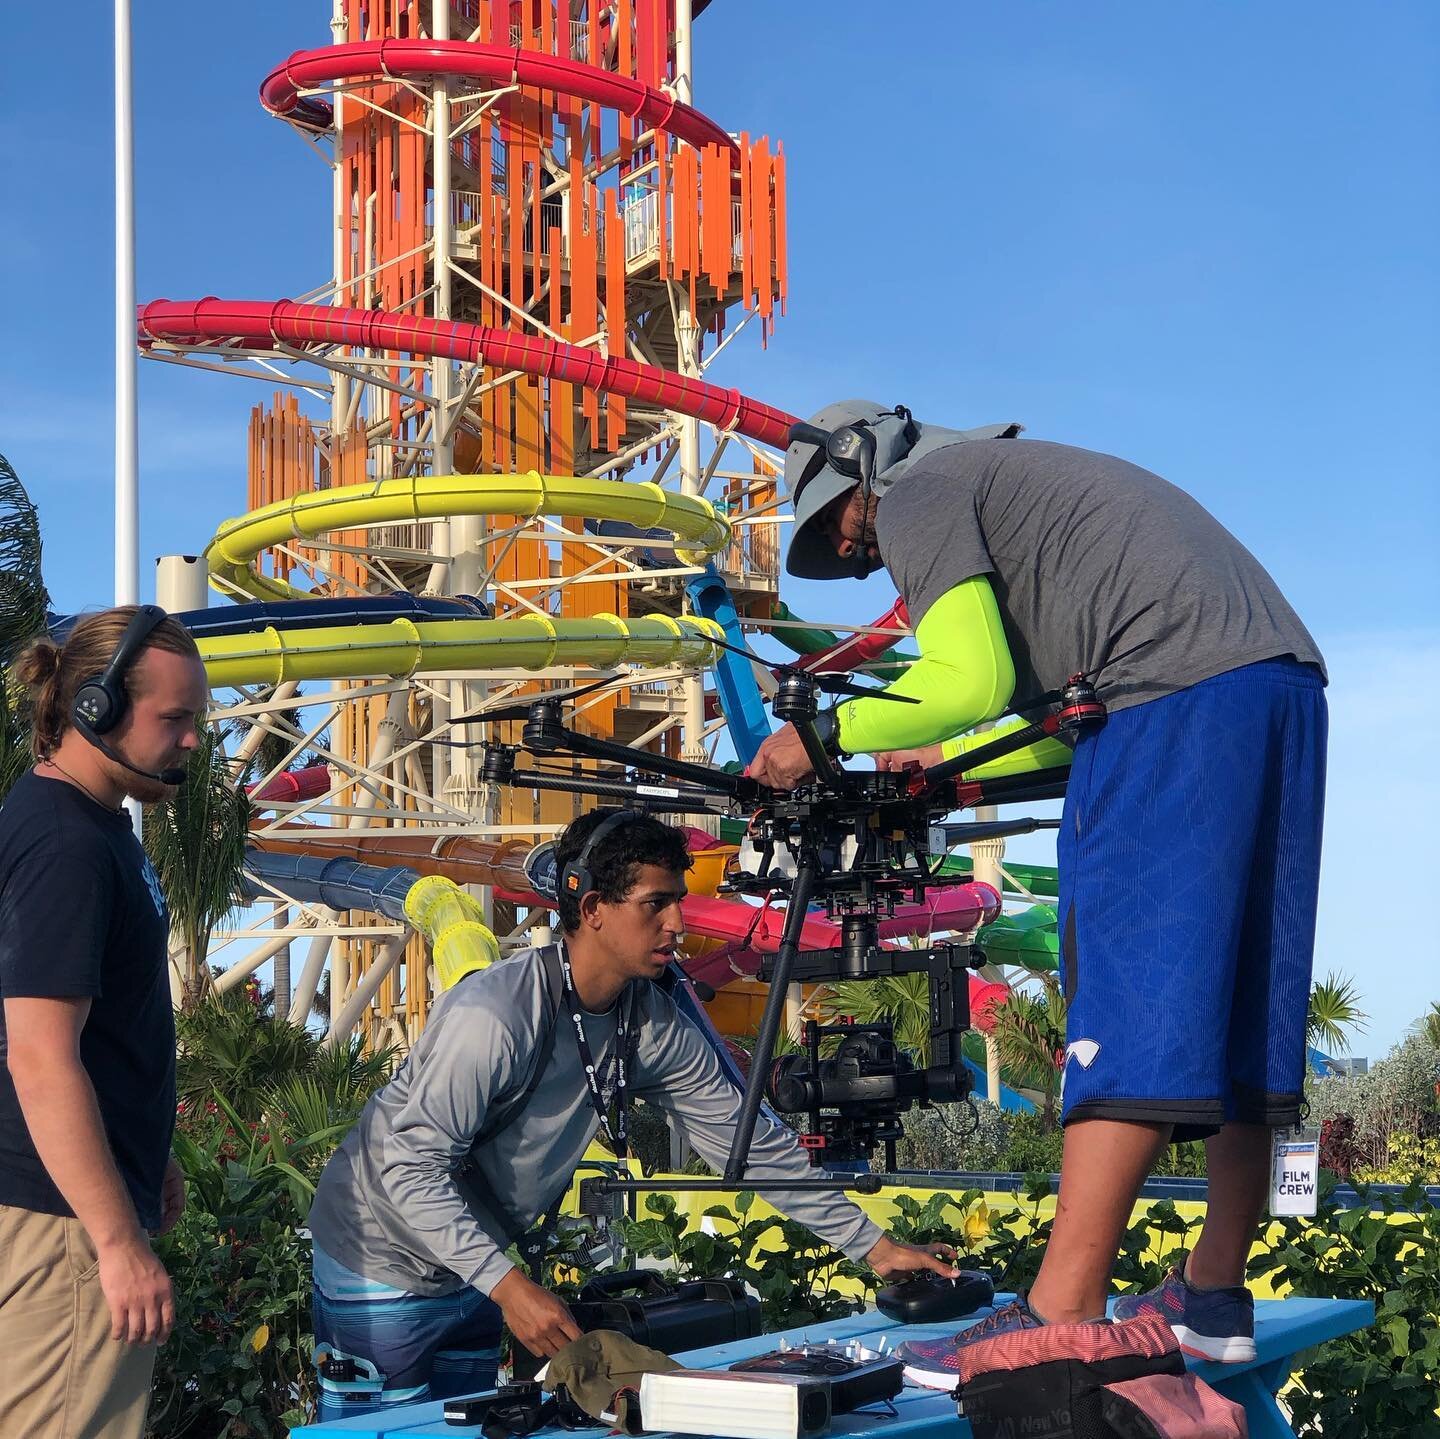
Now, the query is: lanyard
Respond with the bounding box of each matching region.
[557,946,631,1160]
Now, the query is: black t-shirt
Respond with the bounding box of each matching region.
[0,770,175,1229]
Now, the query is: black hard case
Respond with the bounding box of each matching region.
[569,1270,762,1353]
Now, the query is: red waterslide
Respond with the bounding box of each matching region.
[247,763,330,806]
[139,298,795,450]
[793,597,910,676]
[261,39,737,157]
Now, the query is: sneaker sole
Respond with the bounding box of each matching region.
[902,1363,958,1392]
[1172,1324,1257,1364]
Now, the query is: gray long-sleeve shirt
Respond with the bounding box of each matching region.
[307,946,882,1297]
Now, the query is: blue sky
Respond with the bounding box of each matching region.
[1,3,1435,1053]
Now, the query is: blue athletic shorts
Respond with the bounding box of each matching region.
[1057,658,1327,1142]
[311,1247,501,1422]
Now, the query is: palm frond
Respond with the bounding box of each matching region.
[1306,971,1368,1056]
[0,453,51,668]
[143,722,252,999]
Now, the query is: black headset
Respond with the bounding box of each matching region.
[72,605,172,735]
[559,809,648,904]
[70,605,192,787]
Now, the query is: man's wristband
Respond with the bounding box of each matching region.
[811,709,844,758]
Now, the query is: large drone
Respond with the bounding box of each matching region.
[462,645,1104,1188]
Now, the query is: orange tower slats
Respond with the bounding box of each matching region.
[603,188,626,450]
[671,143,695,283]
[773,144,788,316]
[548,221,565,337]
[637,0,663,89]
[617,0,634,163]
[738,130,753,306]
[586,0,601,165]
[751,137,774,324]
[702,142,731,298]
[656,141,670,280]
[572,183,599,431]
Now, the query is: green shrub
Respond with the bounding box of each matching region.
[998,1112,1065,1174]
[615,1190,876,1330]
[1247,1177,1440,1438]
[1306,1032,1440,1172]
[1352,1133,1440,1186]
[895,1099,1013,1171]
[150,1116,321,1436]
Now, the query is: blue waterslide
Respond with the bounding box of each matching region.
[684,565,770,766]
[244,849,754,1098]
[243,849,419,922]
[48,594,490,645]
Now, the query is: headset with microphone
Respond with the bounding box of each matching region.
[559,808,650,906]
[787,405,920,577]
[71,604,191,787]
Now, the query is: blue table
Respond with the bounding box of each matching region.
[291,1295,1372,1439]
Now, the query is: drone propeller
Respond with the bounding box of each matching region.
[703,630,919,704]
[452,673,622,725]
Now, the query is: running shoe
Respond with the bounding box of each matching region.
[1112,1266,1256,1363]
[896,1298,1039,1390]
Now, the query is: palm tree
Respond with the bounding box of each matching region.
[1407,1000,1440,1051]
[0,453,51,802]
[144,722,252,1006]
[1307,972,1368,1056]
[989,972,1068,1130]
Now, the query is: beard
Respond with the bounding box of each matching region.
[125,774,177,806]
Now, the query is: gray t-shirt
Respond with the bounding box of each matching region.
[875,439,1325,711]
[307,946,881,1297]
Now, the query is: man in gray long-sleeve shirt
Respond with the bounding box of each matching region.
[308,809,954,1417]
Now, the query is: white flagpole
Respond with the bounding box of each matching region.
[115,0,142,835]
[115,0,138,608]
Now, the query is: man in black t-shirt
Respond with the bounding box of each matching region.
[0,606,208,1439]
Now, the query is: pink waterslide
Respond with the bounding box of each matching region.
[248,824,1006,1028]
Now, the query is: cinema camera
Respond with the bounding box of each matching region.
[468,653,1103,1189]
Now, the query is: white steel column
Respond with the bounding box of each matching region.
[673,0,694,105]
[330,0,351,431]
[114,0,138,609]
[428,0,456,807]
[672,5,706,774]
[115,0,141,835]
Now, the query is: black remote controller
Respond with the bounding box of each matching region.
[875,1269,994,1323]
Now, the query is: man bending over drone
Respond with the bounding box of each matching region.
[747,402,1327,1368]
[306,808,953,1419]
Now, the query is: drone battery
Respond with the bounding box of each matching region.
[729,1345,903,1414]
[639,1369,832,1439]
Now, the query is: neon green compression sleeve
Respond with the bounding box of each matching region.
[938,719,1073,779]
[834,576,1014,753]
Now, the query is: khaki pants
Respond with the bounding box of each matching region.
[0,1204,156,1439]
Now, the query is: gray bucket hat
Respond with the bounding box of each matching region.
[783,400,1023,580]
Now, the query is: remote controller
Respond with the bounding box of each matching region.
[875,1269,994,1323]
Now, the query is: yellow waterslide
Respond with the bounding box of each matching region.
[210,471,731,980]
[206,471,730,602]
